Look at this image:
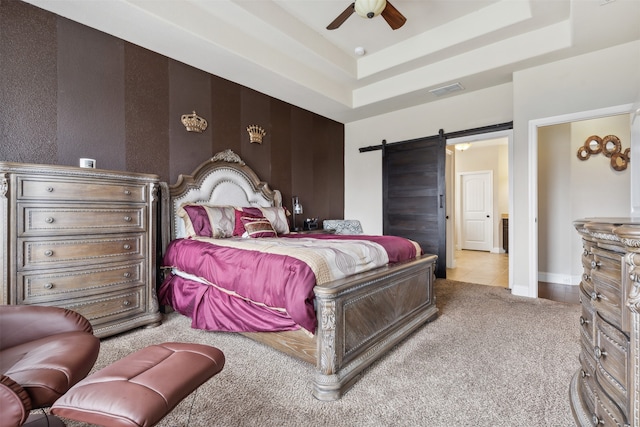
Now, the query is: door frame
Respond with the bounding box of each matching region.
[445,148,455,268]
[447,129,513,289]
[527,103,637,299]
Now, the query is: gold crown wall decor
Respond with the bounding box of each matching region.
[181,111,208,133]
[247,125,266,144]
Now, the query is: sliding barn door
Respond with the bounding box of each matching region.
[383,136,446,278]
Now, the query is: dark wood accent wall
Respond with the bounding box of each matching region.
[0,0,345,221]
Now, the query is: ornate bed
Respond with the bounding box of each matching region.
[159,149,438,401]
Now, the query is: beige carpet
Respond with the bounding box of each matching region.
[58,279,580,426]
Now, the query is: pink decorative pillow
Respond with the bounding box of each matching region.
[178,204,235,238]
[233,208,262,236]
[233,206,290,236]
[241,216,277,238]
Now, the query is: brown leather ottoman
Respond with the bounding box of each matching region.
[51,342,225,427]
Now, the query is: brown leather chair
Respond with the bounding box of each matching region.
[0,305,100,427]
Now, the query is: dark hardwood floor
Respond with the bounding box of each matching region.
[447,250,580,305]
[538,281,580,305]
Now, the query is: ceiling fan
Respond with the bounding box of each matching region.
[327,0,407,31]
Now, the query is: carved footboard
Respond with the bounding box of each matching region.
[242,254,438,400]
[313,253,438,400]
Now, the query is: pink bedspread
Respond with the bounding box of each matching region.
[159,235,420,334]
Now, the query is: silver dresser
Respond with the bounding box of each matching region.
[571,218,640,427]
[0,162,162,337]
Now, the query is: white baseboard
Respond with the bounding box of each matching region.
[511,283,535,298]
[538,272,581,286]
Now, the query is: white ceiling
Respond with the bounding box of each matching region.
[24,0,640,123]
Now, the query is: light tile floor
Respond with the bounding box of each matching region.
[446,249,509,288]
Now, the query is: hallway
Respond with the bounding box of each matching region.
[446,250,509,288]
[446,250,579,304]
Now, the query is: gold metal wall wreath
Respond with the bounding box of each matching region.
[577,134,630,171]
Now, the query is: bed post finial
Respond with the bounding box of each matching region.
[211,149,245,166]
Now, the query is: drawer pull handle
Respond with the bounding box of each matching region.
[43,283,53,290]
[44,250,53,257]
[123,272,132,278]
[594,346,607,359]
[579,316,590,325]
[582,273,590,282]
[46,187,54,192]
[123,244,131,250]
[124,216,132,222]
[580,370,589,378]
[45,217,54,224]
[583,249,592,256]
[590,260,601,269]
[592,415,603,425]
[124,189,132,195]
[590,292,602,301]
[123,300,131,307]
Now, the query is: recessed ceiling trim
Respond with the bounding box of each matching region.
[353,21,571,107]
[226,0,355,76]
[358,0,533,79]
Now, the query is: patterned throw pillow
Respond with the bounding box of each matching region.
[233,206,290,236]
[241,216,277,238]
[233,208,262,236]
[178,204,235,238]
[255,207,290,235]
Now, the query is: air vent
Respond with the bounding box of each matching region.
[429,82,464,97]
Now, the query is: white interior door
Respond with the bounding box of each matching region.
[461,171,493,251]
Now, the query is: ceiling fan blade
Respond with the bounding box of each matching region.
[326,3,355,30]
[381,1,407,30]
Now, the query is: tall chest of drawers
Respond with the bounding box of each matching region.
[571,219,640,427]
[0,162,162,338]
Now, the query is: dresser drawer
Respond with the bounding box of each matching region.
[591,278,624,331]
[593,383,628,427]
[19,204,146,236]
[594,314,629,413]
[590,251,623,329]
[17,261,145,304]
[19,234,144,270]
[581,246,595,273]
[578,353,597,415]
[579,289,596,345]
[16,176,147,203]
[59,288,146,332]
[580,272,595,301]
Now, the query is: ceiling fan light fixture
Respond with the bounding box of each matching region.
[355,0,387,19]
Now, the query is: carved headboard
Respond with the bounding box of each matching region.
[160,150,282,251]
